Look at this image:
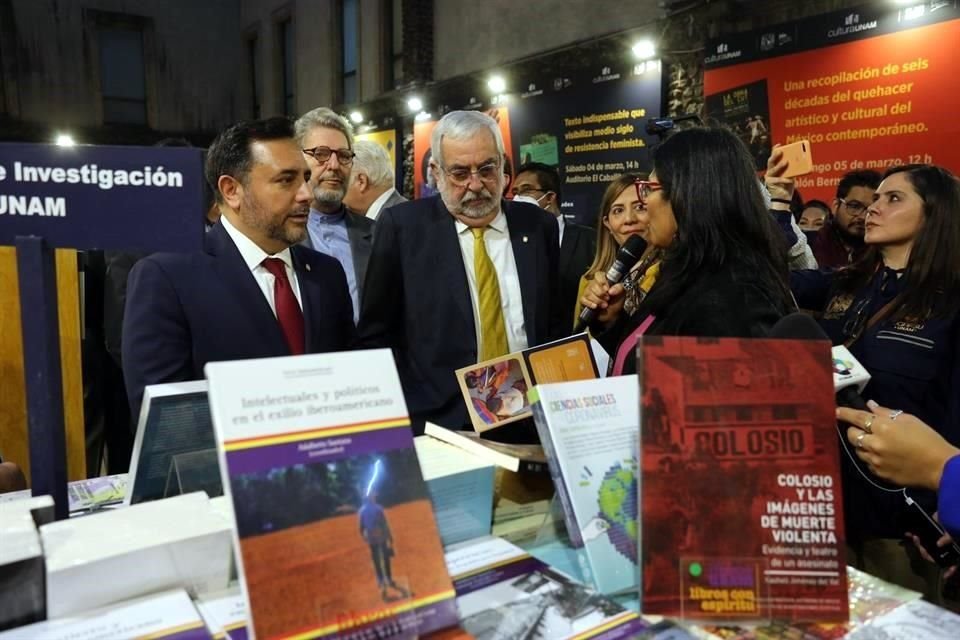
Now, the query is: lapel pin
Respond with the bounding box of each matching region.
[305,263,311,272]
[522,235,529,243]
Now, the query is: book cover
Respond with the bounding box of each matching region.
[528,376,640,594]
[455,334,600,433]
[414,436,496,546]
[205,350,457,640]
[196,587,249,640]
[0,511,45,631]
[0,589,210,640]
[638,337,848,622]
[127,380,217,506]
[444,536,646,640]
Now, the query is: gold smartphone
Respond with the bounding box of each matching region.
[779,139,814,178]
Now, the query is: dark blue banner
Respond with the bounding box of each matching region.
[0,143,205,252]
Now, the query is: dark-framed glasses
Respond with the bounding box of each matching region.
[634,179,663,205]
[837,198,868,216]
[443,162,501,186]
[302,146,356,165]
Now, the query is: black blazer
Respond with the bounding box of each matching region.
[358,196,563,432]
[122,222,356,423]
[600,266,794,375]
[558,220,596,330]
[301,206,374,301]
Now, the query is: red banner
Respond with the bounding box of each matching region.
[706,18,960,203]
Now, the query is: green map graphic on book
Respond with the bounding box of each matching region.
[596,458,638,564]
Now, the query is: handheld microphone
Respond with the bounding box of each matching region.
[575,234,647,331]
[768,313,870,409]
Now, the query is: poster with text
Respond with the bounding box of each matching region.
[705,3,960,203]
[413,62,662,226]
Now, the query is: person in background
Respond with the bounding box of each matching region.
[294,107,374,324]
[790,164,960,600]
[0,459,26,493]
[811,169,881,268]
[342,139,406,221]
[582,127,794,376]
[572,173,661,331]
[799,199,830,232]
[512,162,596,329]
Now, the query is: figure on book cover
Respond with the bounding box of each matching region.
[359,484,409,601]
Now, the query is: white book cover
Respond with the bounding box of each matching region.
[205,349,457,640]
[0,589,209,640]
[528,375,640,595]
[444,536,644,639]
[196,587,248,640]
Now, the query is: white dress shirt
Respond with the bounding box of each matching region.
[556,212,566,246]
[454,210,528,355]
[366,187,399,221]
[220,214,303,315]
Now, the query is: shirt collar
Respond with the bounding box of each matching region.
[220,213,294,272]
[309,205,346,223]
[367,188,397,220]
[454,208,507,235]
[556,213,566,234]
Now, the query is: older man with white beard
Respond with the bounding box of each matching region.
[295,107,374,323]
[358,110,564,434]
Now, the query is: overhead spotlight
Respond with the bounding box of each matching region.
[349,111,364,124]
[407,96,423,112]
[54,133,76,147]
[487,75,506,94]
[632,39,656,60]
[414,111,432,122]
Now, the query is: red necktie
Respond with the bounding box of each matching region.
[262,258,305,355]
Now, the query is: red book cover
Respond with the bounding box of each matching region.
[638,337,848,622]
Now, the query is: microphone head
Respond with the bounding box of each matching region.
[619,234,647,261]
[768,312,830,341]
[832,344,871,394]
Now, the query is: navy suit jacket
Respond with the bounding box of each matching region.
[301,206,374,301]
[558,220,596,331]
[122,222,356,424]
[358,196,563,433]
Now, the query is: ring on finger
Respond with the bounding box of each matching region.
[856,433,867,450]
[890,409,904,421]
[863,416,874,434]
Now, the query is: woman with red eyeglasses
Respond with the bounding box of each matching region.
[580,126,794,376]
[789,164,960,601]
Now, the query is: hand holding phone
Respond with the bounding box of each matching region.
[906,497,960,568]
[779,139,814,178]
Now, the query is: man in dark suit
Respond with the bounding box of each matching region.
[512,162,595,330]
[358,111,563,434]
[122,117,356,422]
[294,107,374,323]
[343,139,408,221]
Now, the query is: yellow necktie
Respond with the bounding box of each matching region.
[471,227,509,360]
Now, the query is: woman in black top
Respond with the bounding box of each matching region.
[791,164,960,598]
[583,126,795,373]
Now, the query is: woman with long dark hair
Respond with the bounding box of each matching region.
[791,164,960,598]
[582,126,795,374]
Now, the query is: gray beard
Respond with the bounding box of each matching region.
[313,186,345,208]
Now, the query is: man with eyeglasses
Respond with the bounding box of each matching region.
[359,111,564,434]
[294,107,375,323]
[512,162,595,330]
[811,170,881,269]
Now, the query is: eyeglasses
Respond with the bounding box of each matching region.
[442,162,501,186]
[302,146,356,165]
[634,179,663,205]
[837,198,868,216]
[512,186,546,197]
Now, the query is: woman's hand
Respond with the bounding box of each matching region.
[580,271,626,327]
[836,401,960,490]
[764,144,795,204]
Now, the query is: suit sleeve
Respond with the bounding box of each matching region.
[103,251,147,368]
[121,257,193,426]
[357,208,404,350]
[330,257,358,349]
